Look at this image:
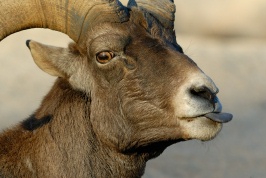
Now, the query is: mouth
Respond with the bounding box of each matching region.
[179,112,232,141]
[204,112,233,123]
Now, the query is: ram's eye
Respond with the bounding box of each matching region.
[96,51,115,64]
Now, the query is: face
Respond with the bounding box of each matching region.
[27,12,230,154]
[82,21,224,153]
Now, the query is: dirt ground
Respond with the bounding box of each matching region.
[1,1,266,177]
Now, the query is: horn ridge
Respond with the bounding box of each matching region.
[0,0,129,44]
[127,0,180,49]
[76,0,129,46]
[128,0,176,29]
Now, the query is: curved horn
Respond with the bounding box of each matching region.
[128,0,180,50]
[128,0,175,29]
[0,0,128,45]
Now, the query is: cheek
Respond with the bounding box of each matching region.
[119,71,176,121]
[89,90,135,150]
[120,88,177,131]
[92,60,126,86]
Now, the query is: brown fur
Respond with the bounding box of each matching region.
[0,8,226,178]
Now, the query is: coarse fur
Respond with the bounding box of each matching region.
[0,1,232,178]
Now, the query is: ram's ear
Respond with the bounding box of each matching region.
[26,40,82,78]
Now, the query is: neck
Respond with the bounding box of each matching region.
[34,79,147,178]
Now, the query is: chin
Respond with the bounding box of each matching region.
[180,116,223,141]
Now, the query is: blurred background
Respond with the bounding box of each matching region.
[0,0,266,177]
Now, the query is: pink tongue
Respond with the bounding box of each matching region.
[204,112,233,123]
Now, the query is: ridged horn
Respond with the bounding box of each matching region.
[127,0,180,49]
[128,0,175,29]
[0,0,129,45]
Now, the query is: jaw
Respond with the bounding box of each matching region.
[179,117,223,141]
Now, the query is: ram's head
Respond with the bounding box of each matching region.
[0,0,232,154]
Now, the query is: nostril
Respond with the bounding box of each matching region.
[190,86,215,103]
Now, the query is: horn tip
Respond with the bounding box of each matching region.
[26,40,31,49]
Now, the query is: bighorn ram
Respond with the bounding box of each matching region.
[0,0,232,177]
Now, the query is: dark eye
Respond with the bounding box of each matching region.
[96,51,115,64]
